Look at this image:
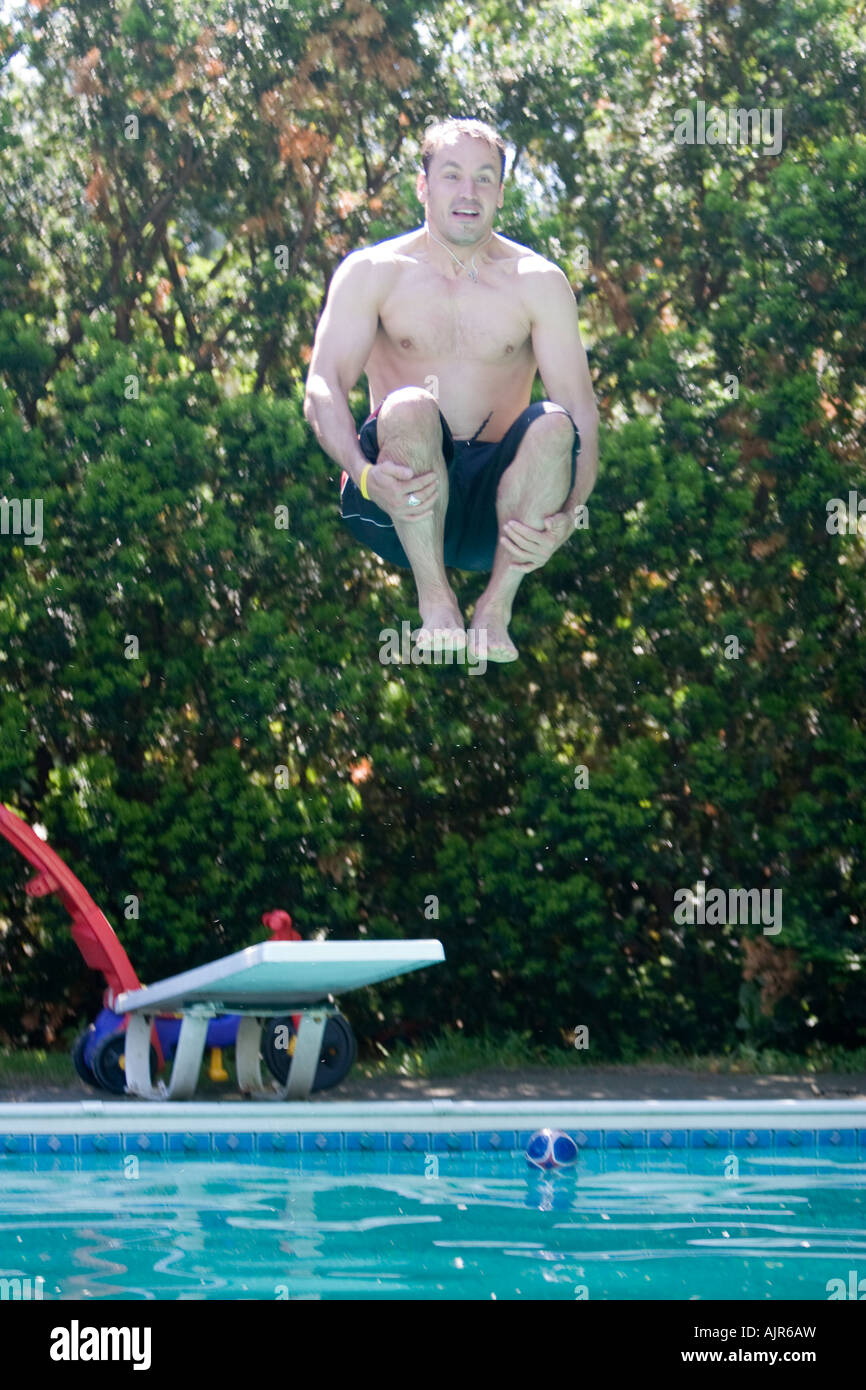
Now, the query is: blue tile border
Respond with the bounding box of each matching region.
[301,1131,341,1152]
[649,1129,687,1149]
[345,1131,387,1151]
[388,1132,431,1152]
[1,1134,33,1153]
[123,1132,166,1152]
[818,1129,856,1148]
[258,1132,300,1152]
[2,1126,866,1156]
[168,1132,212,1153]
[572,1130,602,1149]
[432,1131,472,1152]
[733,1129,774,1149]
[777,1129,816,1148]
[608,1130,647,1149]
[692,1129,731,1148]
[35,1134,75,1154]
[80,1133,122,1154]
[214,1132,254,1153]
[477,1131,517,1151]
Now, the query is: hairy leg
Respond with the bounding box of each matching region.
[376,387,465,650]
[470,408,574,662]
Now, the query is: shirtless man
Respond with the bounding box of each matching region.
[304,117,599,662]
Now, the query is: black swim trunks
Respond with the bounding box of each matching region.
[339,400,580,572]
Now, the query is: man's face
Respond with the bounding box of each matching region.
[417,134,504,246]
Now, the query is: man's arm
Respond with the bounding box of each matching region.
[303,252,381,487]
[529,262,600,518]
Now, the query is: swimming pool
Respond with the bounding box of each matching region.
[2,1101,864,1300]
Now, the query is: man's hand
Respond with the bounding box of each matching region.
[365,459,439,522]
[499,510,575,571]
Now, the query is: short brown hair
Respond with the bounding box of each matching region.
[421,118,507,185]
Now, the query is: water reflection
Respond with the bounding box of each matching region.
[0,1149,862,1299]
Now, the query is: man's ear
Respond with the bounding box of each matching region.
[416,170,427,204]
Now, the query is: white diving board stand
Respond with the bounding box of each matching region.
[114,940,445,1102]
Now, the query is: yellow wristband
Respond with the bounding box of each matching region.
[360,464,372,500]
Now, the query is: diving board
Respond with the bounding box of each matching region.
[117,939,445,1102]
[0,803,445,1104]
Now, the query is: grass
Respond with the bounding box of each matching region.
[0,1042,243,1097]
[350,1029,866,1081]
[2,1033,866,1092]
[0,1047,76,1086]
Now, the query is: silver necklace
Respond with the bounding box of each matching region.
[424,219,492,282]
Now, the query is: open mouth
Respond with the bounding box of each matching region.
[453,209,480,219]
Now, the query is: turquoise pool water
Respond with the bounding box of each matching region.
[1,1149,864,1300]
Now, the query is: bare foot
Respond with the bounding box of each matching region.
[414,599,467,654]
[469,604,518,662]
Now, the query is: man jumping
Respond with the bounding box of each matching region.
[303,117,599,663]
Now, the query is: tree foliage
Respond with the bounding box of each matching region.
[0,0,864,1058]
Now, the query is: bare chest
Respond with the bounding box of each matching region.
[377,263,532,364]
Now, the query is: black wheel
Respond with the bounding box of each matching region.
[91,1031,158,1095]
[262,1014,357,1092]
[71,1029,99,1090]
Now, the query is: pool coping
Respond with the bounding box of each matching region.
[2,1099,866,1154]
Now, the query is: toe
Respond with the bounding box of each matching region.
[487,643,519,663]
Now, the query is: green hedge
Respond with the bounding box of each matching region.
[1,0,864,1058]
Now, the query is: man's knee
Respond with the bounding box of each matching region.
[524,405,577,451]
[497,409,574,493]
[378,386,440,436]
